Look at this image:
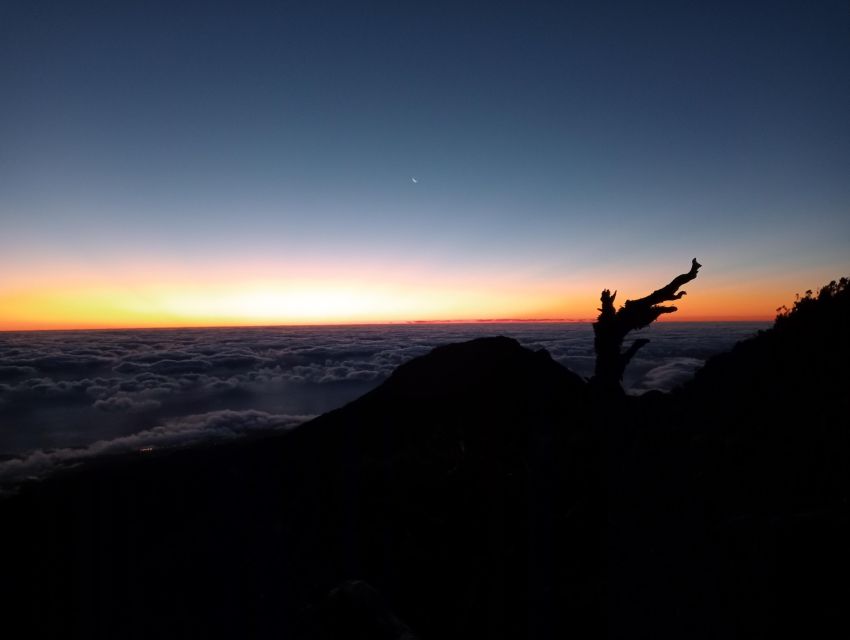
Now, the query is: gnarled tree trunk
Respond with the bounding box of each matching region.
[592,258,701,389]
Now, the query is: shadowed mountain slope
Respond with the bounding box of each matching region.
[608,278,850,639]
[678,279,850,638]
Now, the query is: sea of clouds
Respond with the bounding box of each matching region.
[0,322,766,485]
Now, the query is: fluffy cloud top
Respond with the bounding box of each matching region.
[0,410,310,488]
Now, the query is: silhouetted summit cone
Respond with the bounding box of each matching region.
[311,336,586,448]
[377,335,582,398]
[301,336,600,639]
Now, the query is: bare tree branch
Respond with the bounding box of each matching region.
[592,259,702,389]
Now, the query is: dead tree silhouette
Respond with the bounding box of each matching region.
[592,258,702,389]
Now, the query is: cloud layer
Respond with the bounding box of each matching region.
[0,322,766,484]
[0,410,309,488]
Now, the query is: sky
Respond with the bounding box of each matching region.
[1,0,848,329]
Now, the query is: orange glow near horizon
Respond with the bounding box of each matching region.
[0,283,562,330]
[0,266,797,331]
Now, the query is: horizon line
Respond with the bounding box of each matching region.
[0,316,775,333]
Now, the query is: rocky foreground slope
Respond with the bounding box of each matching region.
[1,280,847,639]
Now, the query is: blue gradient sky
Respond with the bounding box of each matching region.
[1,1,848,327]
